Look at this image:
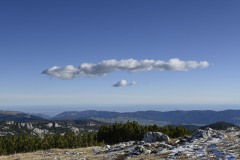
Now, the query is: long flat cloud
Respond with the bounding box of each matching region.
[42,58,209,80]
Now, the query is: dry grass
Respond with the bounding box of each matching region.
[0,148,189,160]
[0,147,95,160]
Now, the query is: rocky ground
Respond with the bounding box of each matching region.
[0,127,240,160]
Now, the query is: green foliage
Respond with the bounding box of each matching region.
[97,121,192,144]
[0,131,98,155]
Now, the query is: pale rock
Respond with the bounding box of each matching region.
[143,143,151,147]
[144,149,151,154]
[105,145,111,150]
[161,134,170,142]
[192,128,227,140]
[55,123,61,127]
[70,126,80,133]
[46,123,53,128]
[26,122,33,130]
[143,132,170,143]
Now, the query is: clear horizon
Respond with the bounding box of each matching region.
[1,104,240,117]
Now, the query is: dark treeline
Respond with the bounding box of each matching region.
[0,132,98,155]
[97,121,192,144]
[0,121,191,155]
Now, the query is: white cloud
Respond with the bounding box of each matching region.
[128,81,137,86]
[113,80,137,87]
[42,58,209,80]
[113,79,128,87]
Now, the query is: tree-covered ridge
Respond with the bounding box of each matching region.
[0,131,98,155]
[0,111,44,121]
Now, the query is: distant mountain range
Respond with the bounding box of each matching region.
[1,109,240,126]
[1,110,240,138]
[52,110,240,125]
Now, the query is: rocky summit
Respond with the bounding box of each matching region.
[1,127,240,160]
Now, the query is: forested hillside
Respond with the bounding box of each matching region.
[0,121,191,155]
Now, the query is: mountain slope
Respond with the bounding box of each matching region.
[52,110,120,120]
[0,119,107,136]
[0,110,45,121]
[199,121,238,130]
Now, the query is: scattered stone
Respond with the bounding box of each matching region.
[192,127,228,141]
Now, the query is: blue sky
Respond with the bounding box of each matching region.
[0,0,240,107]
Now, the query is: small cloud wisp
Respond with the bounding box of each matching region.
[113,80,137,87]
